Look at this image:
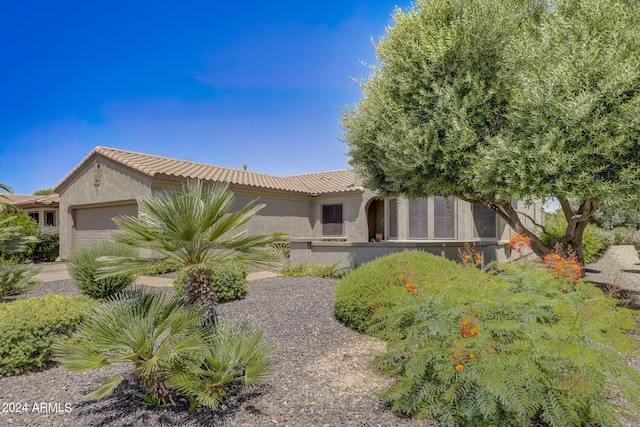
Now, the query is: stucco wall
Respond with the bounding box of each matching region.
[57,155,153,258]
[310,193,366,240]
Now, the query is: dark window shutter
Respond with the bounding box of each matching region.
[434,196,455,238]
[388,198,398,238]
[322,204,343,236]
[473,204,496,238]
[408,198,428,238]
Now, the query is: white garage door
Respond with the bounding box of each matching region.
[74,203,138,248]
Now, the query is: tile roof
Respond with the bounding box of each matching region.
[56,146,361,196]
[3,194,59,207]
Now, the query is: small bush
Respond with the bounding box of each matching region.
[540,213,613,264]
[67,241,138,299]
[280,262,344,279]
[610,227,638,245]
[633,231,640,255]
[0,259,40,301]
[33,231,59,262]
[174,263,248,303]
[0,294,96,377]
[0,211,39,262]
[335,251,640,426]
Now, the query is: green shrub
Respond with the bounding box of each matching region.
[335,252,640,426]
[610,227,638,245]
[0,259,40,301]
[633,231,640,255]
[280,262,344,279]
[0,294,96,377]
[174,262,247,303]
[335,251,472,333]
[271,232,290,260]
[33,231,59,262]
[0,211,39,262]
[540,213,613,264]
[67,241,138,299]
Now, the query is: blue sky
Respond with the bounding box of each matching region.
[0,1,403,194]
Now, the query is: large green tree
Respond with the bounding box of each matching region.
[342,0,640,267]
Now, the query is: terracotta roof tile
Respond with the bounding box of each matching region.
[3,194,59,207]
[56,146,360,195]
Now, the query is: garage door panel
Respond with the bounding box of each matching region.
[74,204,137,248]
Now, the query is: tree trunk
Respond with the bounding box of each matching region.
[184,265,218,324]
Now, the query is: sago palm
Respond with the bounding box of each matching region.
[99,180,283,314]
[53,289,274,409]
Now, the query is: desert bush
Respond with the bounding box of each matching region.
[609,227,638,245]
[0,211,39,262]
[32,230,59,262]
[0,259,40,301]
[334,251,474,333]
[340,252,640,426]
[280,262,344,279]
[174,263,247,303]
[0,294,96,377]
[67,241,138,299]
[541,213,613,264]
[53,289,274,410]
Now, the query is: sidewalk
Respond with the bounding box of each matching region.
[35,262,279,287]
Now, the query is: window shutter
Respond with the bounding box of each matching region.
[472,204,497,238]
[408,198,428,238]
[388,198,398,238]
[322,204,343,236]
[434,196,455,238]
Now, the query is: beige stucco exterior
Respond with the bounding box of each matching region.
[55,147,544,267]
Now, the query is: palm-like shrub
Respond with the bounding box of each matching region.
[174,263,247,303]
[99,180,282,314]
[53,289,274,410]
[67,241,138,299]
[0,259,40,301]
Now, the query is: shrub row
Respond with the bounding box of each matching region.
[0,294,97,377]
[280,262,344,278]
[173,262,248,303]
[334,251,640,426]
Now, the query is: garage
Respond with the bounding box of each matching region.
[73,203,138,248]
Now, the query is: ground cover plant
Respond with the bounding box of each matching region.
[67,241,138,299]
[0,294,96,377]
[53,289,274,411]
[280,262,344,279]
[335,251,640,426]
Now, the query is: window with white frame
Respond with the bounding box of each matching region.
[322,204,343,236]
[45,211,55,226]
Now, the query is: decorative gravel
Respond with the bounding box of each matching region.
[0,277,433,427]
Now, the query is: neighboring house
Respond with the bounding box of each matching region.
[3,193,60,232]
[54,146,544,266]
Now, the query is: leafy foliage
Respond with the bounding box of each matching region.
[540,213,612,264]
[0,294,96,377]
[609,227,639,246]
[335,251,640,426]
[32,230,59,262]
[174,263,247,303]
[280,262,344,279]
[53,289,274,411]
[341,0,640,266]
[67,241,138,299]
[0,211,39,262]
[0,259,40,301]
[32,188,54,195]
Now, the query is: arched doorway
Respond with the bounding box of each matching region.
[366,198,385,241]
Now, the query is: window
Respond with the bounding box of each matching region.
[45,211,55,226]
[472,204,497,238]
[388,198,398,239]
[28,212,39,223]
[408,198,428,238]
[322,204,343,236]
[434,196,456,238]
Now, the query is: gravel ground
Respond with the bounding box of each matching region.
[0,277,433,427]
[2,246,639,427]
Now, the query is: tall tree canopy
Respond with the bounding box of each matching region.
[342,0,640,265]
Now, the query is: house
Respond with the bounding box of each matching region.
[3,193,60,232]
[54,146,544,266]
